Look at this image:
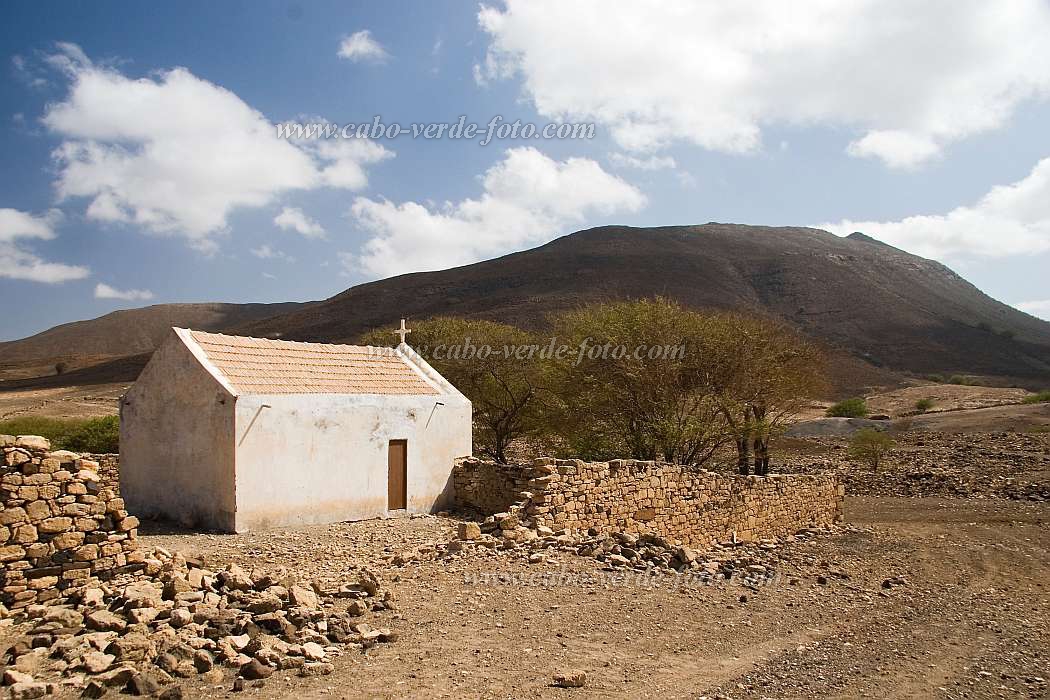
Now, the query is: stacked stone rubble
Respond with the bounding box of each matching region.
[1,435,141,610]
[454,457,844,548]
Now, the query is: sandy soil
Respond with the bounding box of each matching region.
[0,383,126,420]
[134,496,1049,699]
[794,384,1036,423]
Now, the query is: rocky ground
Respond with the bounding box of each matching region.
[777,432,1050,501]
[3,430,1049,698]
[4,496,1043,699]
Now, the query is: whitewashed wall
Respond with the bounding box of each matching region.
[232,392,472,531]
[120,334,237,531]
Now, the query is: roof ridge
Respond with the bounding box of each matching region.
[180,327,441,396]
[187,328,394,354]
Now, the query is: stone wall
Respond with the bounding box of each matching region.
[454,457,843,548]
[1,436,140,611]
[452,459,535,515]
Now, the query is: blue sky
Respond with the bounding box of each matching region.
[3,0,1050,341]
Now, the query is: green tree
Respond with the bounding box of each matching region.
[699,312,826,475]
[360,317,544,463]
[848,429,895,471]
[545,298,731,464]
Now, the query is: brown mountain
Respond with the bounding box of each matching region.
[235,224,1050,385]
[4,225,1049,392]
[0,302,310,381]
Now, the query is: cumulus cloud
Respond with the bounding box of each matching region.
[273,206,326,238]
[477,1,1050,167]
[0,208,89,283]
[338,30,389,63]
[350,147,646,278]
[821,157,1050,260]
[1015,300,1050,321]
[41,44,390,252]
[94,283,154,301]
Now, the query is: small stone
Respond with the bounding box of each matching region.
[298,662,334,677]
[200,669,225,685]
[86,610,127,633]
[288,584,319,610]
[168,608,193,628]
[82,651,116,674]
[16,436,50,450]
[219,564,254,592]
[9,682,48,700]
[185,651,211,674]
[238,659,273,680]
[553,670,587,688]
[81,680,108,698]
[457,522,482,540]
[125,672,161,696]
[44,606,84,628]
[3,670,34,686]
[301,642,325,660]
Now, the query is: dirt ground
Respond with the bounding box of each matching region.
[132,496,1049,700]
[0,383,126,420]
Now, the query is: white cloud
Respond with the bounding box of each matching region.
[0,208,89,283]
[94,283,154,301]
[273,206,326,238]
[250,244,294,262]
[1015,300,1050,321]
[41,44,390,251]
[350,147,646,278]
[338,30,389,63]
[477,1,1050,167]
[336,251,356,277]
[608,153,677,171]
[821,156,1050,260]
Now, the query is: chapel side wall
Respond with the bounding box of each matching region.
[233,393,472,531]
[119,333,236,532]
[454,458,844,548]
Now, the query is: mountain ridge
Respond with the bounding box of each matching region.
[3,224,1048,391]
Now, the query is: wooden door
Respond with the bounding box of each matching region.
[387,440,407,510]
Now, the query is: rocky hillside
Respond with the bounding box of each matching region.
[4,224,1050,390]
[0,302,309,380]
[238,225,1050,383]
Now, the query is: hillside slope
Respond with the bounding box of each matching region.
[4,225,1049,392]
[0,302,310,379]
[237,225,1050,382]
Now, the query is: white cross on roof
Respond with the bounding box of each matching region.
[394,318,411,345]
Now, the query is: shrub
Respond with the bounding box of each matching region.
[848,429,895,471]
[914,398,935,413]
[826,397,868,418]
[948,375,983,386]
[0,415,119,453]
[1022,390,1050,405]
[925,374,945,383]
[63,416,120,453]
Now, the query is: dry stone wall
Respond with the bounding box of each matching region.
[454,457,843,548]
[1,436,140,611]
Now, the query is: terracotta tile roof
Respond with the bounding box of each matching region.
[187,330,439,396]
